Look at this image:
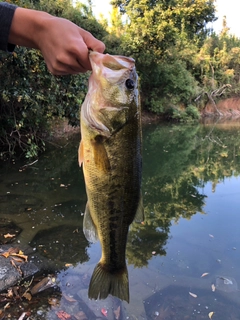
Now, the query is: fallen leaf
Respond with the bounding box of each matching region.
[10,259,18,268]
[11,256,25,263]
[208,311,214,319]
[1,252,10,258]
[56,311,71,320]
[22,292,32,301]
[3,233,15,239]
[8,247,19,254]
[31,276,55,295]
[189,292,197,298]
[11,253,28,262]
[101,308,108,317]
[114,306,120,320]
[62,293,77,303]
[201,272,209,278]
[211,284,216,292]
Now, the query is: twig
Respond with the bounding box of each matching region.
[21,159,38,168]
[18,312,26,320]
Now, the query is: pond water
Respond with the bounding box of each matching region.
[1,121,240,319]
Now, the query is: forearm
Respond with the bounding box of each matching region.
[8,7,52,50]
[1,3,105,75]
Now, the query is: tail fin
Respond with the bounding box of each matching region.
[88,262,129,303]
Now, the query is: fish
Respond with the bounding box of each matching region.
[79,51,143,303]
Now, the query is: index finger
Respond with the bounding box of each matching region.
[80,28,105,53]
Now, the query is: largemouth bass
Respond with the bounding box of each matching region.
[79,51,143,303]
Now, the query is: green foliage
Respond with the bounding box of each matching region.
[0,0,106,158]
[0,45,88,158]
[111,0,216,115]
[168,105,200,122]
[2,0,240,158]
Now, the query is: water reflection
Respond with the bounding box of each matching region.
[1,123,240,318]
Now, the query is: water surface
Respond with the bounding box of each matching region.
[1,121,240,319]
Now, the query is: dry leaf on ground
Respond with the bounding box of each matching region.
[56,311,71,320]
[189,292,197,298]
[3,233,15,239]
[201,272,209,277]
[114,306,121,320]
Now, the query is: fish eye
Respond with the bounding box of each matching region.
[125,79,135,90]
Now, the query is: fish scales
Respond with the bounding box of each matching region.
[79,51,143,302]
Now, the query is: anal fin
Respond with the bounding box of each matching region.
[83,202,98,243]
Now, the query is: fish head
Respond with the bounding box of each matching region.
[89,51,139,108]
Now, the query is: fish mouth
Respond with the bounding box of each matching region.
[89,51,135,71]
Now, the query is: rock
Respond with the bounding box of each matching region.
[0,244,52,292]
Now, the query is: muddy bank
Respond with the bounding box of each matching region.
[202,97,240,118]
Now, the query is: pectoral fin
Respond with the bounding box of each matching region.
[92,137,111,173]
[83,202,98,243]
[78,140,84,167]
[134,194,144,223]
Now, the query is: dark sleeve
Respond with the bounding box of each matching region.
[0,2,18,52]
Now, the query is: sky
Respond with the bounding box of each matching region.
[212,0,240,37]
[83,0,240,38]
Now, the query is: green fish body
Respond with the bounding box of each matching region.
[79,51,143,302]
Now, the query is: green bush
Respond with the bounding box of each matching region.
[0,46,88,158]
[0,0,107,159]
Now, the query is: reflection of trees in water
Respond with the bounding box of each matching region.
[126,123,240,268]
[5,124,240,268]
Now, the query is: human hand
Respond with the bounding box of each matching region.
[36,16,105,75]
[8,8,105,75]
